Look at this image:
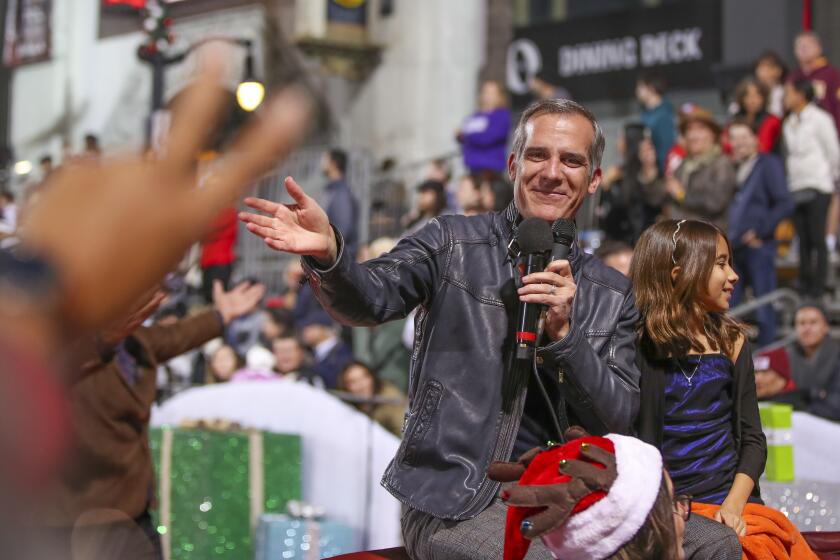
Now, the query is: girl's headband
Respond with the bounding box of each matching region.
[671,220,687,266]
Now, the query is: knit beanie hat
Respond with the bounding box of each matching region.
[754,347,792,381]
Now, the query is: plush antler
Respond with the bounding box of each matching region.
[486,426,592,483]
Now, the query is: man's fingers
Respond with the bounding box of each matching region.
[239,212,276,229]
[243,197,281,215]
[265,238,290,252]
[519,294,573,307]
[521,271,573,286]
[163,55,228,174]
[285,176,310,206]
[545,259,572,277]
[245,223,281,240]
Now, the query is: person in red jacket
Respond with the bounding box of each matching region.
[200,207,238,303]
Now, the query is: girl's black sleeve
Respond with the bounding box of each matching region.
[735,340,768,483]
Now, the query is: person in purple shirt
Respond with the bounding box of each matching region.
[456,80,512,176]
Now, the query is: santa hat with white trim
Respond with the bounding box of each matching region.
[495,434,663,560]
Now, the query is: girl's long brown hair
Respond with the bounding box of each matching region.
[630,220,745,361]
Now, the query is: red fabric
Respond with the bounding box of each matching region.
[665,144,686,177]
[755,347,796,392]
[505,436,614,560]
[692,502,819,560]
[103,0,146,8]
[757,115,782,153]
[200,207,237,268]
[0,337,69,496]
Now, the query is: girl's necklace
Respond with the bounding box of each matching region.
[678,357,701,386]
[679,321,715,386]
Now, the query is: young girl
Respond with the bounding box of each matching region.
[631,219,766,537]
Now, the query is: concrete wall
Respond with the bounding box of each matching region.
[336,0,486,172]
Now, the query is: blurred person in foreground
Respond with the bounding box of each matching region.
[665,106,736,230]
[337,361,406,438]
[783,78,840,298]
[0,52,311,557]
[34,280,263,560]
[727,119,793,346]
[456,80,512,176]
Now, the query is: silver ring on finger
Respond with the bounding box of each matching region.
[550,285,556,295]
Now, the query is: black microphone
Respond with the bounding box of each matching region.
[515,218,554,361]
[550,219,576,263]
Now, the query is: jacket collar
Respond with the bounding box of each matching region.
[501,202,583,271]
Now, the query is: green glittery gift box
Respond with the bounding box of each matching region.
[149,427,302,559]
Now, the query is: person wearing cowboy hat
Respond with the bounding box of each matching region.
[665,105,737,231]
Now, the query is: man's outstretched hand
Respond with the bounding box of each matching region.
[239,176,338,266]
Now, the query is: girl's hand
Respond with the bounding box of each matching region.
[715,507,747,536]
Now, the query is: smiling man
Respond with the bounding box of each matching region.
[240,99,641,558]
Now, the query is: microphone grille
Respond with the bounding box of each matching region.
[516,218,554,253]
[551,219,576,245]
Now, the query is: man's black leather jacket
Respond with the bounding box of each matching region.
[302,204,640,520]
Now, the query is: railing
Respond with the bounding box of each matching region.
[730,287,801,324]
[236,146,373,296]
[730,287,801,354]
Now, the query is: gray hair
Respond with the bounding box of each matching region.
[510,98,606,180]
